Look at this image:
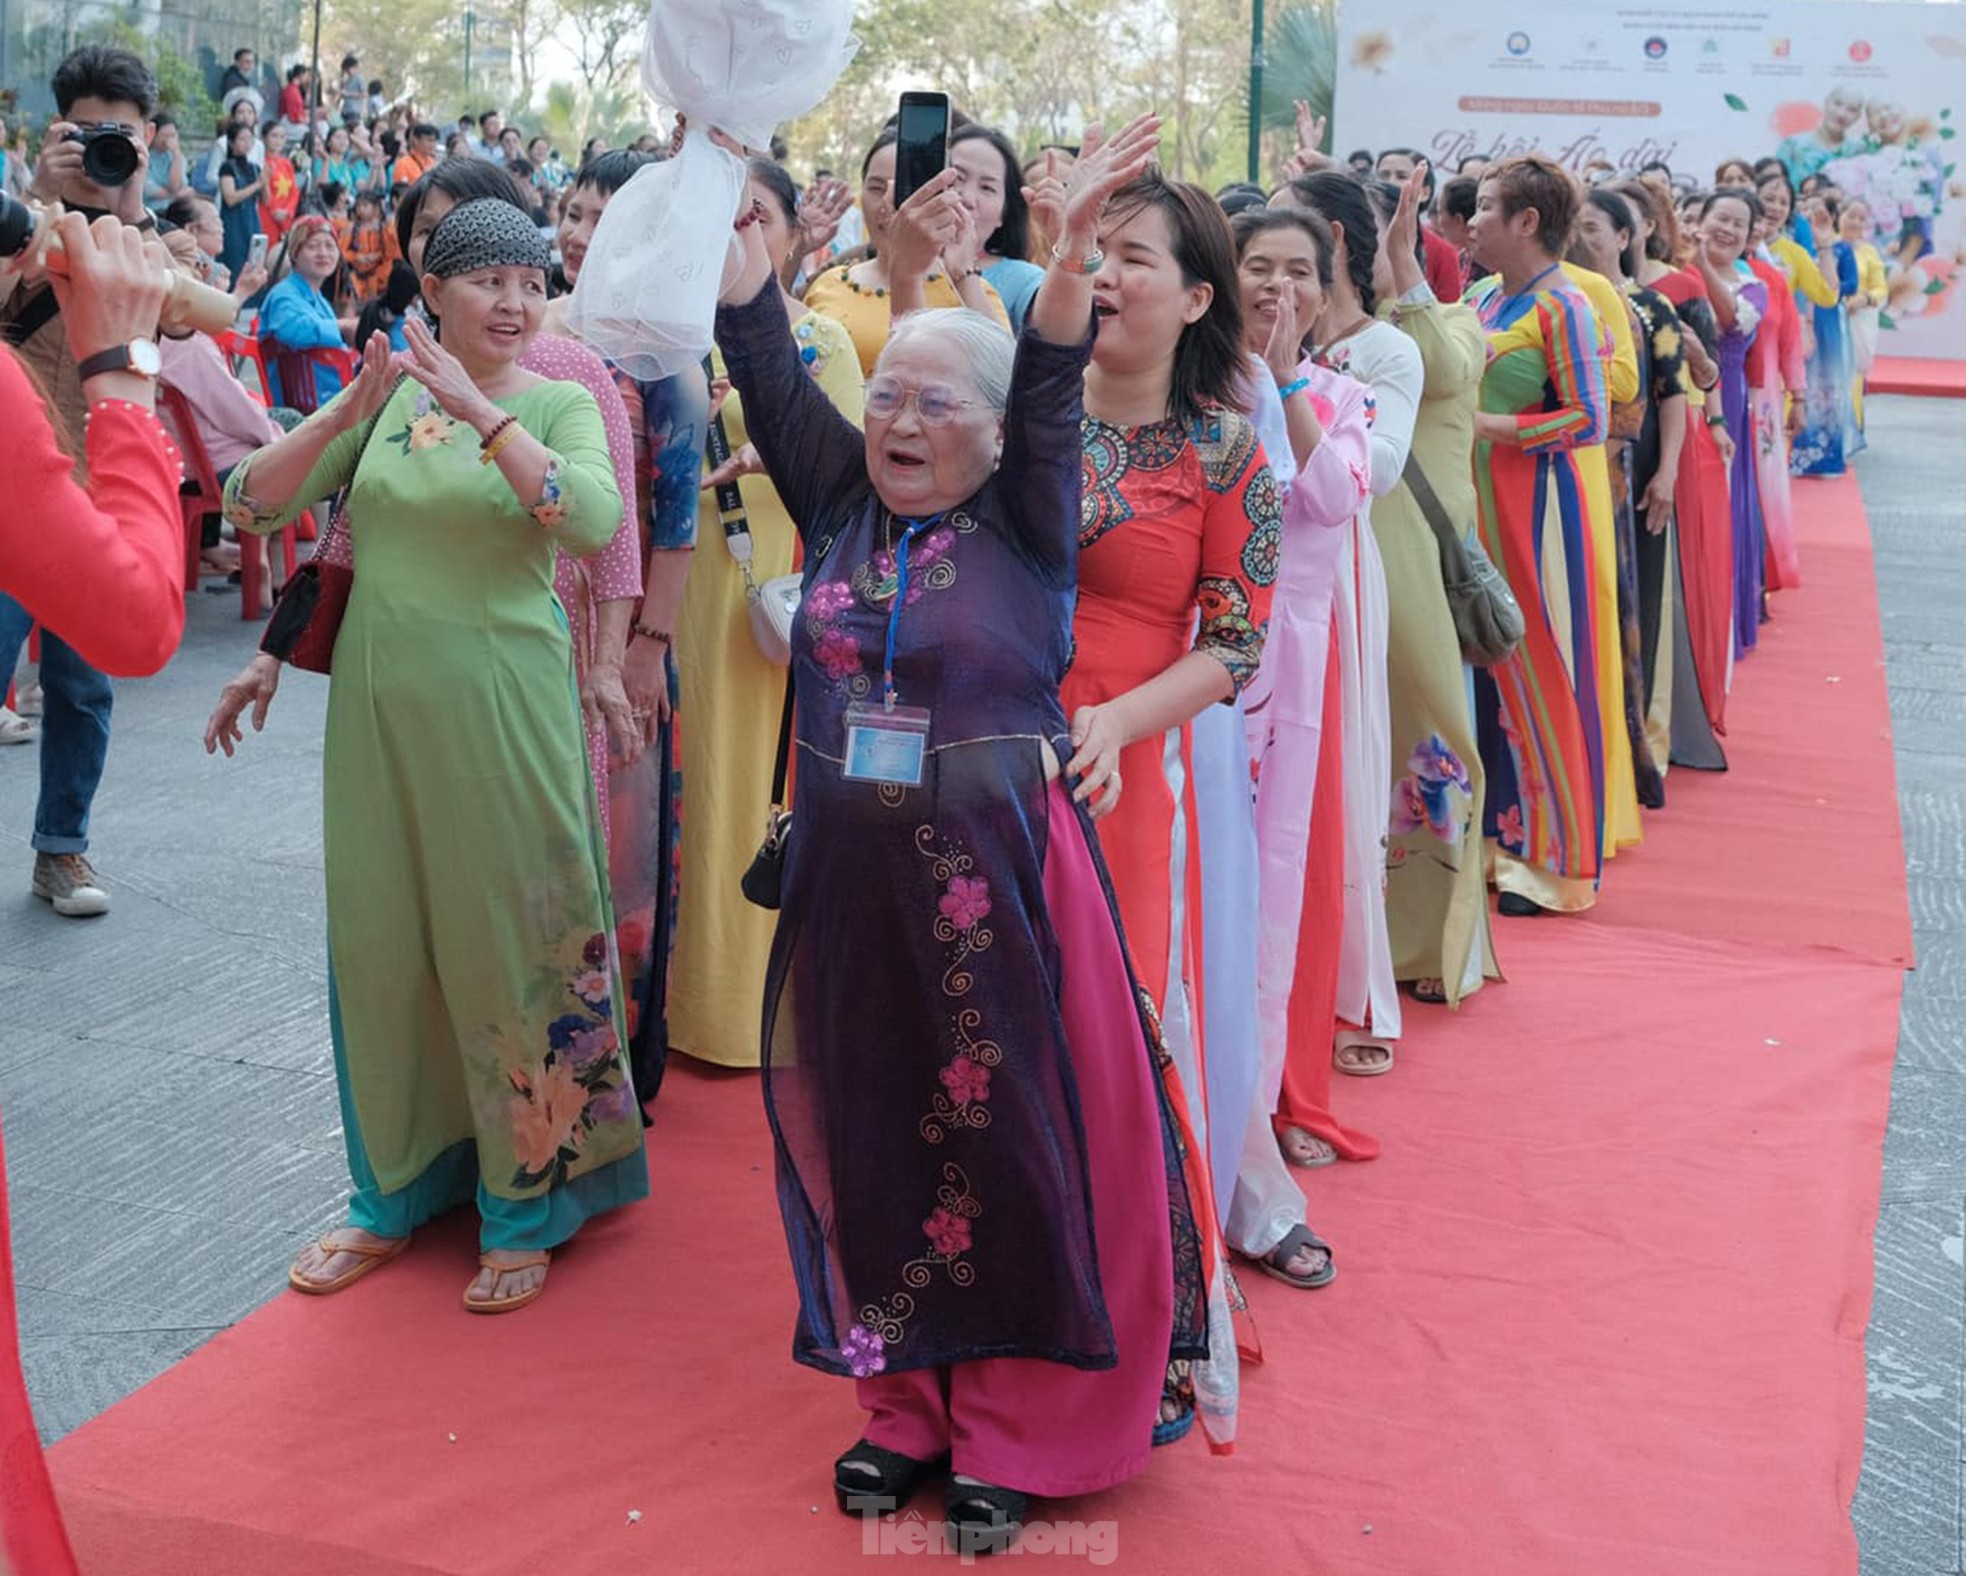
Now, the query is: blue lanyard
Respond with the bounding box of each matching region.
[881,513,940,710]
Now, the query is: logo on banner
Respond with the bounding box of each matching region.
[1642,35,1667,59]
[1505,30,1531,56]
[1770,36,1791,58]
[1848,39,1872,63]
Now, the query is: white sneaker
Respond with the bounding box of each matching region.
[0,707,31,745]
[15,682,42,718]
[31,853,110,918]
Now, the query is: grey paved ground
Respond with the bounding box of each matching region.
[0,397,1956,1566]
[1853,393,1966,1576]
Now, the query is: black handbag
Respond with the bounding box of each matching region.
[739,673,795,909]
[1402,453,1525,667]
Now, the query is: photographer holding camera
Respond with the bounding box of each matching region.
[1,45,166,919]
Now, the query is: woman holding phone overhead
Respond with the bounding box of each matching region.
[713,118,1201,1557]
[803,110,1009,377]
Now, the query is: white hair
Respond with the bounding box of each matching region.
[878,308,1016,414]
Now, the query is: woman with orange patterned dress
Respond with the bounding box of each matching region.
[1464,156,1612,916]
[1060,171,1279,1452]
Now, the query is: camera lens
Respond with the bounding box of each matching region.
[81,128,140,187]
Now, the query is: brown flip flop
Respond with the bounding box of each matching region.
[288,1232,410,1296]
[463,1251,552,1314]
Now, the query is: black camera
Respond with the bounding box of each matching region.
[64,123,141,187]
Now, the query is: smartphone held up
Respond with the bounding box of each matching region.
[892,91,950,209]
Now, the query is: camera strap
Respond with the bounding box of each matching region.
[1,287,58,349]
[3,201,110,349]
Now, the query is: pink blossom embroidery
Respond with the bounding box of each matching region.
[805,580,852,618]
[937,875,991,931]
[939,1056,992,1107]
[923,1206,972,1257]
[1496,804,1526,851]
[816,628,862,679]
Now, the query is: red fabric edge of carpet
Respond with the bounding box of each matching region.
[36,469,1908,1576]
[1868,356,1966,398]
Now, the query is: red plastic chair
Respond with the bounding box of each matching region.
[214,328,273,408]
[263,341,357,417]
[157,383,301,620]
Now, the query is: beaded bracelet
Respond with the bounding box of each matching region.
[631,621,672,646]
[479,416,521,466]
[1277,376,1312,401]
[733,197,768,232]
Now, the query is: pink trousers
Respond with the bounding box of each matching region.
[855,781,1174,1497]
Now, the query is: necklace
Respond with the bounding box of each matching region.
[1320,309,1375,350]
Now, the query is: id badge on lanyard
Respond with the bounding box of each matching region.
[842,514,938,788]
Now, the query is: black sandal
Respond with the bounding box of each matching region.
[1497,892,1546,918]
[947,1480,1028,1558]
[1253,1222,1336,1289]
[833,1440,949,1517]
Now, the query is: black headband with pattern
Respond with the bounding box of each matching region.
[421,198,551,279]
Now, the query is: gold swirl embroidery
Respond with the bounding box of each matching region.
[853,1292,916,1346]
[901,1164,980,1289]
[919,1010,1003,1144]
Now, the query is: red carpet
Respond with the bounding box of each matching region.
[45,474,1906,1575]
[1869,355,1966,398]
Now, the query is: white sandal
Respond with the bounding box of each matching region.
[0,708,33,745]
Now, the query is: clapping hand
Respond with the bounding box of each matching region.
[1263,284,1304,387]
[331,330,398,432]
[1055,115,1162,245]
[1389,163,1427,263]
[798,177,853,258]
[397,316,495,429]
[1384,161,1430,295]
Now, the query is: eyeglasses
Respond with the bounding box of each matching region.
[864,376,978,427]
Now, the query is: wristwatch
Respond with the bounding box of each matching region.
[77,339,163,381]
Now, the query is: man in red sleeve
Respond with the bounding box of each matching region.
[2,213,183,677]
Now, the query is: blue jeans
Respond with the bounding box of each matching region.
[0,594,113,854]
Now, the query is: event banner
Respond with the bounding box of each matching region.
[1334,0,1966,359]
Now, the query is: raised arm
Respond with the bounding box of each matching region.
[995,115,1162,574]
[715,221,868,541]
[223,333,397,532]
[1287,367,1372,528]
[1399,296,1486,402]
[2,350,185,677]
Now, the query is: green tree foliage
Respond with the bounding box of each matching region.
[533,79,645,156]
[780,0,1261,187]
[79,18,219,132]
